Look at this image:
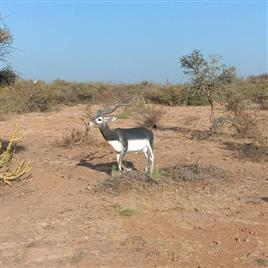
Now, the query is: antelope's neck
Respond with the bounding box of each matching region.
[99,124,118,141]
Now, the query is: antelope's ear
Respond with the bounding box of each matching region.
[105,116,117,122]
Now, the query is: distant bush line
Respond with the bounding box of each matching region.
[0,75,267,115]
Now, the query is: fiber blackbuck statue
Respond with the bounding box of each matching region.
[89,98,154,175]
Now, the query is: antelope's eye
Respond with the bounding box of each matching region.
[96,117,102,122]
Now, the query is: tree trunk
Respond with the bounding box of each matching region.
[208,97,214,121]
[205,87,214,121]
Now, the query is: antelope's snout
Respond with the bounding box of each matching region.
[88,121,95,128]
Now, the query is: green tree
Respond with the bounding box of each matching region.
[180,49,236,120]
[0,17,16,86]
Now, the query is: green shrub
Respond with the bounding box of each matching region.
[0,67,17,86]
[181,86,208,106]
[251,82,268,110]
[143,85,185,105]
[224,87,246,115]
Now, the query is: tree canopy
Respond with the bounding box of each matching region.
[180,49,236,119]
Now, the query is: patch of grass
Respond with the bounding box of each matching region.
[112,203,136,217]
[150,166,161,182]
[95,162,226,194]
[116,111,129,119]
[111,164,121,177]
[95,170,159,194]
[257,258,268,267]
[160,162,226,181]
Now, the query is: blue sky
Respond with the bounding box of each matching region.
[1,1,267,83]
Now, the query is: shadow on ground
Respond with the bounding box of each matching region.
[0,140,26,153]
[223,142,268,162]
[77,159,135,175]
[260,197,268,203]
[158,125,212,140]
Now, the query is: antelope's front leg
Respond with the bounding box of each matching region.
[118,150,126,172]
[116,153,121,171]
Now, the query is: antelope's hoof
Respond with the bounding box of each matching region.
[124,167,132,171]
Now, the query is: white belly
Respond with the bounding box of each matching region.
[108,141,123,152]
[128,139,150,152]
[108,139,150,153]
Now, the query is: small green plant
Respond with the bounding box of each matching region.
[111,164,120,177]
[181,86,208,106]
[0,66,17,86]
[112,203,136,217]
[256,258,268,266]
[150,166,161,181]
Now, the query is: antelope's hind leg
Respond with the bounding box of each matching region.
[144,145,154,175]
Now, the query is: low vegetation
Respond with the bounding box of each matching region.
[135,104,164,129]
[95,162,226,194]
[1,73,267,117]
[112,203,136,217]
[56,120,98,148]
[211,78,267,140]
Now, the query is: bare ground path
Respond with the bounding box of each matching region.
[1,105,267,267]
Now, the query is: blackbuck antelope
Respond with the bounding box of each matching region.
[89,98,154,175]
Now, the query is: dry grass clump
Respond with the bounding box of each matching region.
[57,126,98,148]
[211,83,262,139]
[56,109,96,148]
[160,162,226,181]
[59,128,90,147]
[253,88,268,110]
[95,162,226,194]
[112,203,136,217]
[230,113,256,138]
[95,170,159,194]
[135,104,164,129]
[211,113,257,139]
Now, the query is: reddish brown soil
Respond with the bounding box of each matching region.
[1,105,267,268]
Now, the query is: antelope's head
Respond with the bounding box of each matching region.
[89,97,136,128]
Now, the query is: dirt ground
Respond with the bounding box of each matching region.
[1,105,267,268]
